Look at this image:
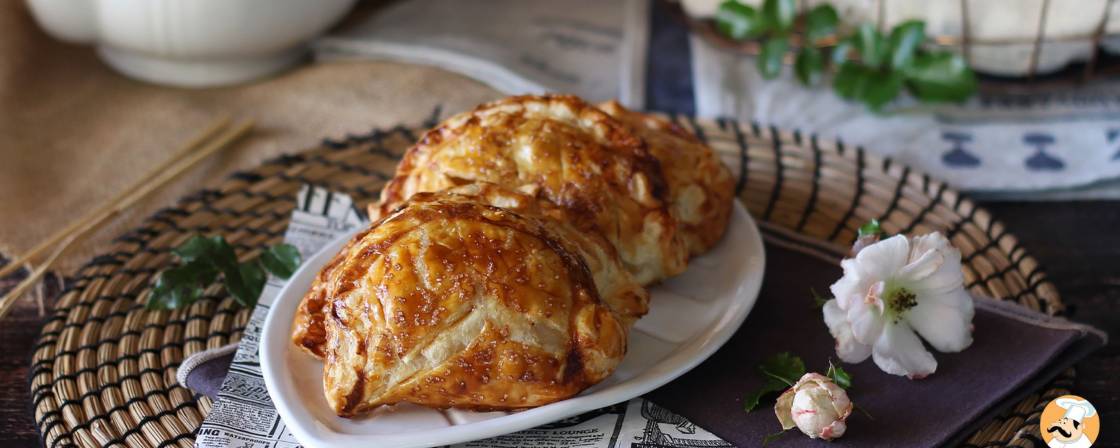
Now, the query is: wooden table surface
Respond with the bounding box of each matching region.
[1,200,1117,447]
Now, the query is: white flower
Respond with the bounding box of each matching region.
[823,232,974,379]
[775,373,852,440]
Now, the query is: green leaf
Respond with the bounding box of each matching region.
[260,244,302,279]
[156,233,284,310]
[241,261,267,304]
[804,4,839,41]
[902,51,977,102]
[795,47,824,85]
[833,61,870,99]
[759,352,806,387]
[762,430,789,447]
[173,235,243,277]
[227,261,266,308]
[743,377,788,412]
[858,219,882,238]
[743,353,807,413]
[206,236,243,284]
[763,0,796,32]
[888,20,926,69]
[827,360,853,389]
[173,235,222,263]
[148,281,198,311]
[854,24,888,68]
[189,235,261,308]
[861,71,904,110]
[758,37,789,79]
[715,1,767,40]
[810,287,829,308]
[147,261,217,310]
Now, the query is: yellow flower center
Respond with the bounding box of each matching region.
[884,284,917,323]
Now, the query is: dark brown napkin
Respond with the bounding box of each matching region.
[645,228,1106,447]
[179,228,1105,447]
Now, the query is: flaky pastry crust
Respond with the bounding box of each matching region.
[374,95,688,285]
[598,101,735,256]
[294,185,647,416]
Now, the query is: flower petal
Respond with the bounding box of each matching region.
[813,375,852,420]
[846,293,885,345]
[910,270,971,314]
[775,388,797,430]
[791,384,841,438]
[908,232,950,258]
[823,300,872,363]
[911,235,965,297]
[819,420,847,440]
[896,247,943,284]
[853,234,909,281]
[872,322,938,378]
[830,260,864,309]
[907,288,974,353]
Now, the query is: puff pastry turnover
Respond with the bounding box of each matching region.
[598,101,735,256]
[374,95,688,285]
[297,184,648,415]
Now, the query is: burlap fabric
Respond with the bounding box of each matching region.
[0,0,502,277]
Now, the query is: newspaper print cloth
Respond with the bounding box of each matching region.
[194,184,729,448]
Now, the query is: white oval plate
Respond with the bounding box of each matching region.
[261,202,765,448]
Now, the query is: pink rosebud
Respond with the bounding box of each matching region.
[774,373,852,441]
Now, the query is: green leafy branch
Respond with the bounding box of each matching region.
[715,0,977,111]
[747,354,857,445]
[147,235,301,310]
[742,352,852,413]
[743,352,804,412]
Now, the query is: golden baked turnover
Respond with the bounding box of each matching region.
[374,95,688,285]
[598,101,735,256]
[296,185,647,415]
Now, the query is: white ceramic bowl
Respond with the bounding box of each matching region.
[260,202,766,448]
[26,0,357,87]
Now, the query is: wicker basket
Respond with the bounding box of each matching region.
[29,116,1064,448]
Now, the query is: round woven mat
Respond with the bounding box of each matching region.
[30,117,1068,448]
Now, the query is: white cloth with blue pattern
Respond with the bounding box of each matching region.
[691,37,1120,199]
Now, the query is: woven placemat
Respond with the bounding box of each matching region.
[29,116,1069,448]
